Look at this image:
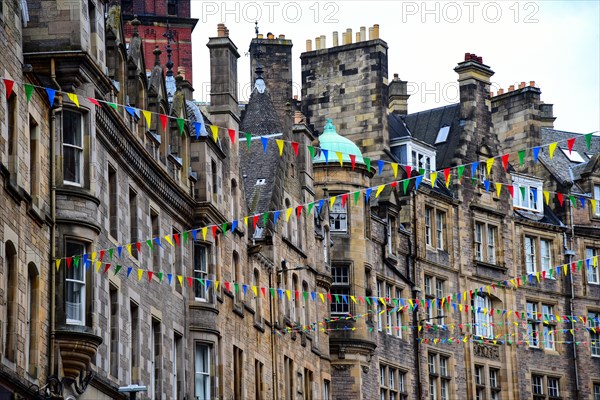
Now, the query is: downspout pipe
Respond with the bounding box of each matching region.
[48,57,61,379]
[410,189,422,400]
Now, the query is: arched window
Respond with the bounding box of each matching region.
[26,262,40,375]
[292,274,299,322]
[302,281,309,326]
[253,269,261,324]
[232,251,240,304]
[4,241,17,361]
[231,179,238,219]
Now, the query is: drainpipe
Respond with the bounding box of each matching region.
[268,266,278,400]
[564,181,580,400]
[48,58,62,380]
[410,189,422,400]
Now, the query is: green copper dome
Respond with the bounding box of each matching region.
[315,119,364,164]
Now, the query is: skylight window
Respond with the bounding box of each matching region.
[560,148,586,163]
[435,126,450,144]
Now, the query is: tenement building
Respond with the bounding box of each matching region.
[1,2,599,400]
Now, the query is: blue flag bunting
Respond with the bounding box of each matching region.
[533,147,540,163]
[261,137,268,153]
[46,88,56,105]
[377,160,384,175]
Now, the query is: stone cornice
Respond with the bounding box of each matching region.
[96,106,195,222]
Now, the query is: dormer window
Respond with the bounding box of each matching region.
[392,139,436,180]
[435,126,450,144]
[560,148,586,163]
[512,174,543,213]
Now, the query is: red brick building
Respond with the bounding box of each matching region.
[121,0,197,83]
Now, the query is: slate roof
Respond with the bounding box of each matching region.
[240,78,286,227]
[539,128,600,192]
[390,104,462,170]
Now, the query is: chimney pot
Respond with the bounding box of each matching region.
[489,91,494,98]
[346,28,353,44]
[530,81,536,87]
[315,37,321,49]
[306,39,312,52]
[217,23,226,37]
[333,31,339,47]
[519,82,526,89]
[476,56,482,63]
[279,34,285,39]
[394,73,399,80]
[258,33,264,39]
[498,88,504,95]
[373,24,379,39]
[464,53,470,61]
[360,26,366,42]
[320,35,326,49]
[368,27,374,40]
[355,32,360,43]
[508,85,515,92]
[267,32,274,39]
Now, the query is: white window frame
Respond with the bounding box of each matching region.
[195,343,211,400]
[62,109,85,186]
[587,248,599,284]
[527,302,540,348]
[525,236,537,274]
[474,221,498,265]
[594,185,600,217]
[512,174,543,212]
[589,311,600,357]
[473,294,493,338]
[425,207,432,246]
[330,197,348,233]
[194,243,209,301]
[391,139,436,179]
[65,241,86,325]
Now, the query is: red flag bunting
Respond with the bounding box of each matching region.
[326,293,332,302]
[390,181,397,188]
[501,154,509,171]
[99,250,105,262]
[296,205,303,217]
[224,281,231,292]
[515,311,520,319]
[88,97,101,107]
[228,128,236,143]
[136,242,141,253]
[542,271,546,280]
[516,277,521,287]
[104,264,111,273]
[261,287,266,297]
[291,142,299,157]
[159,114,168,132]
[211,225,218,238]
[469,289,473,299]
[567,137,576,153]
[253,215,259,228]
[557,193,564,206]
[444,168,451,181]
[571,262,576,272]
[3,79,14,99]
[465,304,469,313]
[148,271,153,281]
[507,185,514,198]
[173,233,180,246]
[405,165,412,177]
[350,154,356,170]
[187,277,194,287]
[66,257,72,269]
[341,193,349,207]
[295,290,300,300]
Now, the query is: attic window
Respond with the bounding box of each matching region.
[435,126,450,144]
[256,179,266,185]
[560,148,586,163]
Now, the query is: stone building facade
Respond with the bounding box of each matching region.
[1,0,52,396]
[2,2,600,400]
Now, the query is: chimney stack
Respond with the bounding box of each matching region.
[539,103,556,128]
[388,73,410,116]
[217,23,226,37]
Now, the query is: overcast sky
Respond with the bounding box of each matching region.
[190,1,599,134]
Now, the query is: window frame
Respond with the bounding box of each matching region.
[62,109,85,186]
[194,343,212,400]
[330,265,350,316]
[586,248,599,284]
[194,243,210,301]
[512,174,543,213]
[589,310,600,357]
[65,240,87,326]
[474,220,499,265]
[329,196,348,233]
